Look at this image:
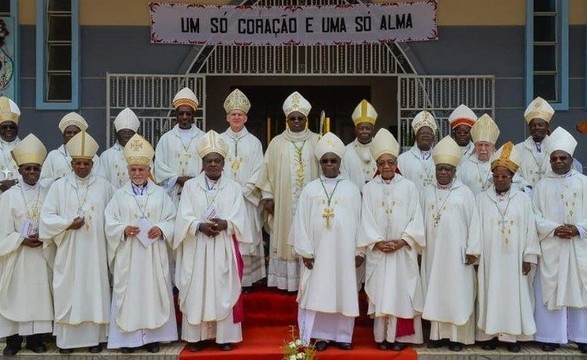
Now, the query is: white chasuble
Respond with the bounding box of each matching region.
[341,139,377,190]
[515,136,552,188]
[397,146,435,194]
[100,143,131,188]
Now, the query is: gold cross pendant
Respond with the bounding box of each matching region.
[322,207,335,229]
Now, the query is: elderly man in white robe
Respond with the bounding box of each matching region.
[341,99,377,190]
[359,128,426,351]
[456,114,499,194]
[397,111,437,193]
[40,112,102,187]
[100,108,140,188]
[476,142,540,353]
[220,89,265,289]
[448,104,477,159]
[290,132,361,352]
[256,91,319,291]
[421,136,480,351]
[39,131,114,354]
[515,97,555,188]
[154,87,205,205]
[0,96,21,193]
[0,135,53,356]
[105,134,178,353]
[532,127,587,354]
[174,130,252,352]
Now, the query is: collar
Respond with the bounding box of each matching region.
[0,136,20,150]
[226,127,249,139]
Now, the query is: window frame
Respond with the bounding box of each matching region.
[35,0,80,110]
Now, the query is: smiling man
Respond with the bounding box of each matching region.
[514,97,554,188]
[0,96,21,193]
[255,91,320,292]
[448,104,477,159]
[0,135,52,356]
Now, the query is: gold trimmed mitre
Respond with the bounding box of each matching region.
[448,104,477,129]
[11,134,47,166]
[58,112,88,133]
[282,91,311,117]
[0,96,20,124]
[315,132,345,160]
[123,134,154,166]
[197,130,228,159]
[370,128,400,160]
[223,88,251,114]
[66,131,99,160]
[172,87,199,111]
[547,126,577,157]
[411,110,438,134]
[491,142,521,174]
[351,99,378,126]
[114,108,140,132]
[470,113,500,145]
[432,136,462,166]
[524,96,554,123]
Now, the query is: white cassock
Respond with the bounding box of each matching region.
[515,136,552,188]
[221,127,266,286]
[0,137,19,183]
[174,174,252,344]
[39,173,114,349]
[421,179,480,344]
[0,182,53,338]
[289,176,360,345]
[476,186,540,342]
[105,181,178,348]
[99,143,130,188]
[341,139,377,190]
[457,154,493,195]
[358,174,425,344]
[154,124,205,206]
[40,144,103,188]
[397,146,435,193]
[256,129,319,291]
[532,170,587,344]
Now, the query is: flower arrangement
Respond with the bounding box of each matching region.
[282,326,316,360]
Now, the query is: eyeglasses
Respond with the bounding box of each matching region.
[287,116,305,121]
[320,158,339,164]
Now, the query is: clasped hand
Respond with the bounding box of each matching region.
[375,239,409,253]
[554,224,579,239]
[124,225,162,239]
[22,234,42,248]
[67,216,85,230]
[200,218,228,237]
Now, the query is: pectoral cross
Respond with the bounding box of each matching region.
[231,158,241,172]
[498,217,511,244]
[322,207,334,229]
[433,212,441,227]
[1,167,13,180]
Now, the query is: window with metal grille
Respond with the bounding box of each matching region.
[36,0,79,109]
[525,0,568,109]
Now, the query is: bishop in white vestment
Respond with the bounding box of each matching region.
[0,135,52,355]
[100,108,140,188]
[105,134,178,352]
[476,142,540,352]
[39,131,113,353]
[256,91,319,291]
[532,127,587,354]
[290,133,361,351]
[0,96,21,193]
[359,129,426,351]
[421,136,480,350]
[220,89,266,287]
[174,130,252,352]
[154,87,205,205]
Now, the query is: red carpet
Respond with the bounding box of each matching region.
[179,286,417,360]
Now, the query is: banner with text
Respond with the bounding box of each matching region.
[149,1,437,46]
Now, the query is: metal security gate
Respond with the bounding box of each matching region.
[106,74,206,146]
[397,75,495,148]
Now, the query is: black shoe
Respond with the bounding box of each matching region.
[427,339,446,349]
[189,341,204,352]
[59,348,74,354]
[337,342,352,350]
[480,339,497,350]
[315,340,329,351]
[391,342,408,351]
[25,342,47,353]
[120,347,134,353]
[377,341,389,350]
[2,345,21,356]
[448,342,463,352]
[219,343,233,351]
[242,286,253,293]
[145,342,160,353]
[88,344,102,353]
[541,342,558,352]
[578,343,587,354]
[507,343,521,353]
[3,335,23,356]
